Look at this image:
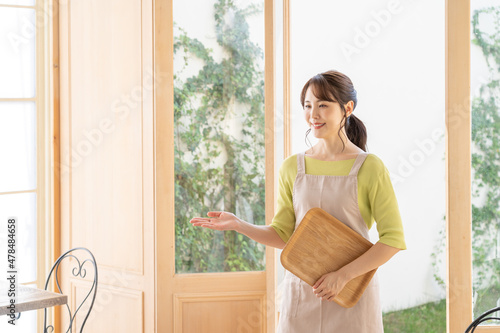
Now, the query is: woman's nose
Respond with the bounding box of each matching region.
[311,105,320,118]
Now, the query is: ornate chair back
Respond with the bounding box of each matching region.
[43,247,98,333]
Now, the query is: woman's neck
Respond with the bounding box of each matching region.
[306,139,362,161]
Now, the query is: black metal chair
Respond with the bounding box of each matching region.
[43,247,98,333]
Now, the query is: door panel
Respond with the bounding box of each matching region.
[59,0,154,331]
[174,292,265,332]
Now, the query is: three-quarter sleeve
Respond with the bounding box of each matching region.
[270,157,296,244]
[369,166,407,250]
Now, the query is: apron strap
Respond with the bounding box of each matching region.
[348,152,369,176]
[297,152,306,174]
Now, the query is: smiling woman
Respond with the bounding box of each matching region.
[271,70,405,333]
[191,69,406,333]
[300,71,367,159]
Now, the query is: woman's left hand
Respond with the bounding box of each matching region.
[312,271,350,301]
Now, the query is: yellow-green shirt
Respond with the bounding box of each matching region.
[270,153,407,250]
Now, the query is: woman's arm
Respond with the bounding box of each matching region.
[190,211,286,249]
[235,219,287,249]
[312,242,400,301]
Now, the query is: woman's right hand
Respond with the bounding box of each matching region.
[189,211,240,231]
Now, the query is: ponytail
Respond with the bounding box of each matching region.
[345,114,367,152]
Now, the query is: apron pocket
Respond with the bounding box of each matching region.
[280,274,301,318]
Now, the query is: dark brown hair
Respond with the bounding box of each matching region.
[300,70,367,152]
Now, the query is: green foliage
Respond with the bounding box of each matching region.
[470,5,500,313]
[173,0,266,273]
[430,214,446,289]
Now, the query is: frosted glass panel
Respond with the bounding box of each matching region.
[0,193,37,283]
[0,7,35,98]
[0,102,36,192]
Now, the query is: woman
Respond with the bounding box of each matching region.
[190,70,406,332]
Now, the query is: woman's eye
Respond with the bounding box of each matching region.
[319,104,327,108]
[305,105,311,109]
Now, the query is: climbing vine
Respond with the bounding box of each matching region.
[173,0,266,273]
[470,5,500,313]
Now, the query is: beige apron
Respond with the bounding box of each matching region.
[277,151,383,333]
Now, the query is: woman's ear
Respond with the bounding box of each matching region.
[344,100,354,116]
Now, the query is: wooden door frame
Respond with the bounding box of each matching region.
[445,0,472,331]
[265,0,277,330]
[52,0,62,329]
[153,0,276,331]
[153,0,173,331]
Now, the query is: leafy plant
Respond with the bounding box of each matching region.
[173,0,266,273]
[470,5,500,312]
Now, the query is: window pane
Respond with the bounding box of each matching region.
[0,193,37,283]
[0,102,36,192]
[173,0,266,273]
[0,7,35,98]
[471,1,500,324]
[289,1,445,331]
[0,1,35,5]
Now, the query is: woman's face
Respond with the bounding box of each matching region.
[303,86,350,139]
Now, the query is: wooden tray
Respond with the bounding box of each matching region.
[280,207,376,308]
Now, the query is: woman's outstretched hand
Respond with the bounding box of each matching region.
[189,211,240,231]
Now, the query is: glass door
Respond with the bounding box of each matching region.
[168,0,275,331]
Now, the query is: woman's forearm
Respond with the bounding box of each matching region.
[338,242,401,280]
[190,211,286,248]
[235,218,286,249]
[312,242,401,300]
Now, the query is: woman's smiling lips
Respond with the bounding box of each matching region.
[311,123,326,129]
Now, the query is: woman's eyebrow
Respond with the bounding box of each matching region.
[305,99,335,103]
